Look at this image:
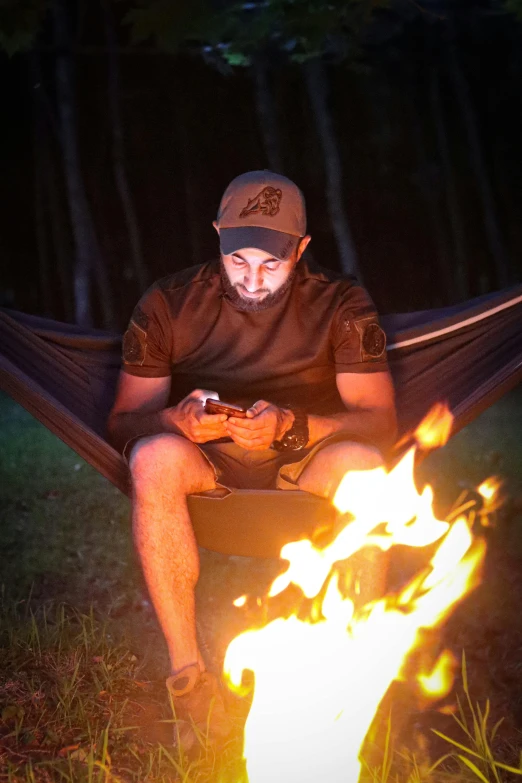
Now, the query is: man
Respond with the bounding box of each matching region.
[107,170,397,748]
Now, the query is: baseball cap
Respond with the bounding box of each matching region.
[216,170,307,261]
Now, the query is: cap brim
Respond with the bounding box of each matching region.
[220,226,299,261]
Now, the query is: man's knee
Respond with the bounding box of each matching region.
[298,440,383,499]
[304,440,383,474]
[129,433,216,493]
[327,440,383,471]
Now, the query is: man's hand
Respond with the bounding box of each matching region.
[224,400,292,451]
[168,389,228,443]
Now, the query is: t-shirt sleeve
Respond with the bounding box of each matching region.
[331,284,388,373]
[121,286,172,377]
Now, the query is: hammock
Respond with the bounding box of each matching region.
[1,286,521,558]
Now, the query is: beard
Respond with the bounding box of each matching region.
[219,259,297,313]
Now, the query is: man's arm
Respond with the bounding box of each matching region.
[106,372,174,453]
[224,371,398,454]
[107,372,229,453]
[288,371,397,454]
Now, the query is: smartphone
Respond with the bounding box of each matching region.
[204,398,248,418]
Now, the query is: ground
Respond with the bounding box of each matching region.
[0,388,521,781]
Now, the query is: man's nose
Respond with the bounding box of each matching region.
[244,268,263,291]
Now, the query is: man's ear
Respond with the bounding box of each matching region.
[297,235,311,259]
[212,221,220,235]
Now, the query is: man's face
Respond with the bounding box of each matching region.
[213,221,311,311]
[222,247,299,301]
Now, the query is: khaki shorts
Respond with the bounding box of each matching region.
[124,432,376,493]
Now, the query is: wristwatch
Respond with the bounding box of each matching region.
[272,408,309,451]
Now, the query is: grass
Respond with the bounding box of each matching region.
[431,653,522,783]
[0,599,247,782]
[1,387,522,781]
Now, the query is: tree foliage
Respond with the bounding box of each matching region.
[505,0,522,19]
[123,0,385,66]
[123,0,215,50]
[0,0,48,56]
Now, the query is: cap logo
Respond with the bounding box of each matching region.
[239,186,282,219]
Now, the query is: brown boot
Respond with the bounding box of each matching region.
[166,663,233,752]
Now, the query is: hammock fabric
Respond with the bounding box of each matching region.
[1,286,521,557]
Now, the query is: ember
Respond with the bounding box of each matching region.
[224,404,495,783]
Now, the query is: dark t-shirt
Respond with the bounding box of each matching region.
[121,258,388,415]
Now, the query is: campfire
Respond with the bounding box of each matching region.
[223,406,498,783]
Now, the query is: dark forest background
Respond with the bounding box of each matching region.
[1,0,522,331]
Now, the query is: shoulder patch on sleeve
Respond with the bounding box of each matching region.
[354,316,387,361]
[123,324,146,365]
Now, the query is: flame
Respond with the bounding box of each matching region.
[394,400,453,454]
[224,405,490,783]
[418,650,456,699]
[478,476,502,511]
[414,402,453,449]
[478,479,497,501]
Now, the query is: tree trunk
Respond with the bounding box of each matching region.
[31,53,53,316]
[176,102,204,266]
[34,130,53,316]
[52,0,116,328]
[31,49,74,321]
[430,66,469,301]
[303,58,361,278]
[102,0,148,292]
[45,137,75,322]
[446,43,510,289]
[252,55,284,173]
[53,6,92,329]
[410,93,454,305]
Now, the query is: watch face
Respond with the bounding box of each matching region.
[286,429,308,450]
[273,415,309,451]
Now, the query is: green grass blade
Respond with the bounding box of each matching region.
[493,760,522,775]
[432,729,483,760]
[461,650,468,694]
[426,752,455,774]
[157,743,194,782]
[490,717,504,742]
[457,754,489,783]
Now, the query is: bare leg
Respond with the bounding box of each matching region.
[129,434,217,674]
[297,440,383,501]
